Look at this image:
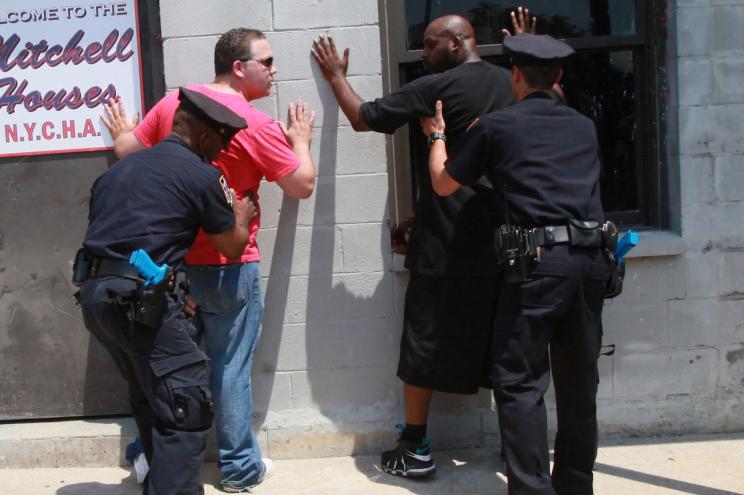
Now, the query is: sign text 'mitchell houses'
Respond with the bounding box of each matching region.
[0,29,134,114]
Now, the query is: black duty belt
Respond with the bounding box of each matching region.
[90,258,142,279]
[533,222,603,249]
[533,225,570,246]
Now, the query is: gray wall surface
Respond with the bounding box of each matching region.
[0,152,130,419]
[1,0,742,458]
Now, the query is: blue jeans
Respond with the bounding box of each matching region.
[187,262,265,489]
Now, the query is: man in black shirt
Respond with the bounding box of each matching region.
[422,34,610,495]
[312,14,532,477]
[78,88,256,495]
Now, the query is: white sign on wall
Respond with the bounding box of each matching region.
[0,1,143,157]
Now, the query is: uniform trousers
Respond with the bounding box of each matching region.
[80,276,213,495]
[491,245,609,495]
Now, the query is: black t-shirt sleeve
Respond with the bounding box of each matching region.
[445,120,492,185]
[360,77,436,134]
[199,173,236,235]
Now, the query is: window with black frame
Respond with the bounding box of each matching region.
[383,0,669,229]
[137,0,165,112]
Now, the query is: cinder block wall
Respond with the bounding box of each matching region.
[596,1,744,434]
[158,0,744,459]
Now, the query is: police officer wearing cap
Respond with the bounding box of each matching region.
[75,87,256,495]
[421,34,611,495]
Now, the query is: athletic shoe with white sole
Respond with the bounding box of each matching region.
[381,436,436,478]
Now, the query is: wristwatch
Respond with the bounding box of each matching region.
[427,131,446,147]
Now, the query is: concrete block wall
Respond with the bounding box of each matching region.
[156,0,744,459]
[592,0,744,435]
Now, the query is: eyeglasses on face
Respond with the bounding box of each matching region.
[239,56,274,69]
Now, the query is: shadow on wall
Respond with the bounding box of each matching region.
[251,60,401,460]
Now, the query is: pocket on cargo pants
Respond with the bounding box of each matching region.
[150,351,214,431]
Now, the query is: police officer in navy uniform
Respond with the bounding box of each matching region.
[76,87,256,495]
[421,34,611,495]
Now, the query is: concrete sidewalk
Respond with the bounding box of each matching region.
[1,433,743,494]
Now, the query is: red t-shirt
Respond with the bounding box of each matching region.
[134,84,300,265]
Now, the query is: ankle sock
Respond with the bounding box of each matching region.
[402,423,427,443]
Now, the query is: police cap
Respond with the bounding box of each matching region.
[178,87,247,140]
[504,33,574,67]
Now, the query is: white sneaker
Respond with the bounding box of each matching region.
[220,458,276,492]
[256,458,276,486]
[133,452,149,484]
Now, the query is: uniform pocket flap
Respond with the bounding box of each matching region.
[150,351,207,378]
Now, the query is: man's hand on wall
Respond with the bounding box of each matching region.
[502,6,537,37]
[311,33,350,82]
[279,100,316,149]
[100,97,139,140]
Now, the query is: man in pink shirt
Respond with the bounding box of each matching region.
[102,28,316,493]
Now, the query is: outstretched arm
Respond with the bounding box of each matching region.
[311,33,371,132]
[419,100,461,197]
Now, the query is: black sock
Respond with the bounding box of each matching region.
[402,423,427,443]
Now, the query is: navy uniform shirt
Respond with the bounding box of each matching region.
[446,92,604,226]
[84,135,235,267]
[361,60,512,275]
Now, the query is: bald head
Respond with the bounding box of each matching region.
[421,15,480,73]
[427,15,476,43]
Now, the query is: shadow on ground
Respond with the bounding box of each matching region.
[56,472,138,495]
[354,447,508,494]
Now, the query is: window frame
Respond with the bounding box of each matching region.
[378,0,672,230]
[137,0,166,112]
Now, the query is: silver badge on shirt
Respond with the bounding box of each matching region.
[219,175,233,206]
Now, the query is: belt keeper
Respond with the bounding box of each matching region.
[90,258,100,277]
[544,226,555,245]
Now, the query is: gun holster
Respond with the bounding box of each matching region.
[129,272,172,329]
[601,221,624,298]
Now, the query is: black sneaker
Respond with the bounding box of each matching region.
[381,430,436,478]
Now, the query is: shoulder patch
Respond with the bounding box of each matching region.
[466,117,480,133]
[219,175,233,206]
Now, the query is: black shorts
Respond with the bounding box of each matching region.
[396,272,500,394]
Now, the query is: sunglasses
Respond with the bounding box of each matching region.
[240,56,274,69]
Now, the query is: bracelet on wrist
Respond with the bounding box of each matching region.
[427,131,446,147]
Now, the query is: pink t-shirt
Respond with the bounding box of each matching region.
[133,84,300,265]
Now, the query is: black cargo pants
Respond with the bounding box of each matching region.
[491,245,610,495]
[80,275,213,495]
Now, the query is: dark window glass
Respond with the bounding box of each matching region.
[562,51,640,216]
[405,1,636,50]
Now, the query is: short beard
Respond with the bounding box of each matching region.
[426,53,459,74]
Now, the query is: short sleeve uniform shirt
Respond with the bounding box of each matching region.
[446,92,605,226]
[83,136,235,268]
[361,61,513,275]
